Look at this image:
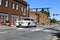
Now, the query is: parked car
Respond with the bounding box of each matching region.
[16,17,37,28]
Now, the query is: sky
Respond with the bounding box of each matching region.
[25,0,60,20]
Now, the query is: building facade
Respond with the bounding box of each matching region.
[28,11,50,24]
[0,0,27,25]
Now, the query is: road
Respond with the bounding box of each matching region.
[0,29,53,40]
[0,24,59,40]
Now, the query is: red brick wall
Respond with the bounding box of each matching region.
[0,0,27,19]
[0,0,27,25]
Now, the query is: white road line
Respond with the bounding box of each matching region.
[30,28,52,32]
[17,28,24,30]
[16,28,52,32]
[30,28,43,32]
[0,31,7,33]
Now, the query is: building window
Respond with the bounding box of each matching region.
[16,5,18,10]
[0,0,2,6]
[23,13,26,15]
[12,3,15,9]
[0,12,8,24]
[21,7,23,12]
[11,14,18,25]
[24,8,26,12]
[4,0,8,7]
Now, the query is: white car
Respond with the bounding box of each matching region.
[16,17,37,28]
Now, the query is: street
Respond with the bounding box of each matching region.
[0,29,52,40]
[0,24,60,40]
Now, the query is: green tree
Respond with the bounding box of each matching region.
[52,18,57,23]
[40,8,50,17]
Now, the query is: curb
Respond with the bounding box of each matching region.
[0,26,16,29]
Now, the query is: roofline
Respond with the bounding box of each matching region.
[13,0,28,6]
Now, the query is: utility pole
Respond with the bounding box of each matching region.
[28,4,30,17]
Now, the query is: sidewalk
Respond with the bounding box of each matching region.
[52,36,60,40]
[38,24,60,29]
[0,25,16,29]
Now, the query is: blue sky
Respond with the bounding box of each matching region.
[25,0,60,20]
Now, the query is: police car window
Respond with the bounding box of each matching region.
[31,19,34,21]
[22,18,30,20]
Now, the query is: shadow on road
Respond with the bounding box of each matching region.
[52,33,60,38]
[46,28,60,31]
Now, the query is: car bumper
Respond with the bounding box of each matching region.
[20,23,28,26]
[16,23,36,27]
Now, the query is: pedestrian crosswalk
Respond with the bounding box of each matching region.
[16,28,52,32]
[30,28,51,32]
[17,28,24,30]
[0,31,7,33]
[30,29,42,32]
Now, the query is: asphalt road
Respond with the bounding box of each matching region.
[0,24,59,40]
[0,29,53,40]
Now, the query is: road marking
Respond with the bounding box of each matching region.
[17,28,24,30]
[30,28,43,32]
[0,31,7,33]
[30,28,52,32]
[16,28,52,32]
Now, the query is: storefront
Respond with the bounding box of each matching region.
[11,14,18,25]
[0,12,8,25]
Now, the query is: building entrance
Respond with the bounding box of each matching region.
[0,12,8,25]
[11,14,18,25]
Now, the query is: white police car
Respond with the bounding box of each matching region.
[16,17,37,28]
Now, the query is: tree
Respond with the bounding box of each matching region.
[40,8,45,12]
[40,8,50,17]
[51,18,57,23]
[40,8,45,13]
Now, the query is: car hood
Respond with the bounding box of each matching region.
[20,20,31,22]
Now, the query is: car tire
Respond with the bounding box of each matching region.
[25,26,28,28]
[19,24,21,27]
[34,25,36,27]
[28,22,31,28]
[16,26,19,28]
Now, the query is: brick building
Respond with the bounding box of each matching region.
[28,11,50,24]
[0,0,28,25]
